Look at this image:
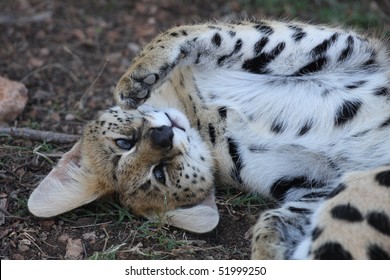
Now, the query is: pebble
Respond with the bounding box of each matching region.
[0,76,28,122]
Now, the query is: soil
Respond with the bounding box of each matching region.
[1,0,389,260]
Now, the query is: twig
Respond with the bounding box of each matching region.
[0,198,7,225]
[69,221,112,229]
[102,227,109,252]
[0,11,52,25]
[0,201,28,221]
[0,127,80,144]
[23,232,48,257]
[21,63,79,83]
[79,59,108,109]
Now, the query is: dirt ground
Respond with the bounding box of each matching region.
[1,0,389,260]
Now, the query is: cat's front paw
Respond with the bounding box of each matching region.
[114,65,160,109]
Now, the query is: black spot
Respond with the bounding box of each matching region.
[301,191,329,200]
[374,87,389,97]
[242,42,285,74]
[212,33,222,47]
[330,204,364,222]
[218,106,227,119]
[368,244,390,260]
[139,180,151,191]
[181,30,188,36]
[313,242,353,260]
[195,52,201,64]
[312,227,323,241]
[271,121,284,134]
[367,211,390,236]
[254,24,274,35]
[294,57,327,76]
[326,183,347,199]
[170,32,178,37]
[159,63,174,73]
[288,206,312,214]
[197,119,201,130]
[345,80,366,89]
[334,100,362,126]
[375,170,390,187]
[208,123,216,145]
[380,116,390,128]
[248,144,269,153]
[288,25,307,42]
[185,174,190,179]
[293,30,306,42]
[233,39,243,54]
[338,35,354,62]
[363,58,376,67]
[298,121,312,136]
[227,137,243,183]
[270,176,321,201]
[310,33,339,57]
[254,37,269,55]
[217,39,242,66]
[228,30,236,37]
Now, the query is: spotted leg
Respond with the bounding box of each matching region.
[114,21,361,109]
[292,166,390,260]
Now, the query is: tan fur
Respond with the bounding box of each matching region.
[307,167,390,259]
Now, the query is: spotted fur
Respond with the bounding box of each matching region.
[29,20,390,259]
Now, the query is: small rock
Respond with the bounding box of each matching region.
[58,234,70,244]
[82,232,97,241]
[65,238,83,260]
[40,219,55,229]
[0,76,28,122]
[50,111,61,122]
[18,244,30,252]
[65,113,76,121]
[28,57,45,68]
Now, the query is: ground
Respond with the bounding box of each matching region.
[0,0,389,260]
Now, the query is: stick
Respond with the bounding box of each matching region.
[78,59,108,109]
[0,127,80,144]
[0,11,52,25]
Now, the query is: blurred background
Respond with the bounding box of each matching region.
[0,0,389,260]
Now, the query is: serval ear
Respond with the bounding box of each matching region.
[158,192,219,233]
[28,141,105,217]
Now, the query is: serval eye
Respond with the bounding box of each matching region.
[153,164,166,184]
[115,139,134,150]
